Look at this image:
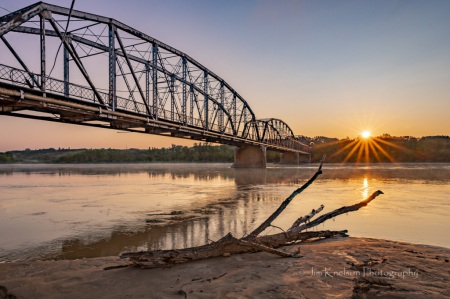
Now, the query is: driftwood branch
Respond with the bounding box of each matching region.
[120,230,346,268]
[290,190,384,234]
[257,229,349,249]
[236,239,299,257]
[246,154,326,238]
[120,156,385,269]
[288,204,324,231]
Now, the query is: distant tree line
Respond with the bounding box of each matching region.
[0,152,13,163]
[311,135,450,162]
[54,143,235,163]
[2,135,450,164]
[1,143,284,164]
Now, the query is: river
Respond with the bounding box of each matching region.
[1,163,449,262]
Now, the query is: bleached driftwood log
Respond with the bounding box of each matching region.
[256,192,384,248]
[288,204,324,231]
[290,190,384,234]
[120,230,349,269]
[119,156,384,269]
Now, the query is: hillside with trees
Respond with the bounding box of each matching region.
[1,135,449,164]
[310,135,450,162]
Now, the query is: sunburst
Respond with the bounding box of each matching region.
[342,135,410,163]
[327,131,411,163]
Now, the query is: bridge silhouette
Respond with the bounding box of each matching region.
[0,2,311,167]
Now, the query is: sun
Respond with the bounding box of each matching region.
[329,125,406,163]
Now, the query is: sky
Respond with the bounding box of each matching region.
[1,0,449,151]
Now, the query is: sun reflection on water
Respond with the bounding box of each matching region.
[2,164,450,262]
[360,177,371,215]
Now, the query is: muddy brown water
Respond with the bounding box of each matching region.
[1,163,449,262]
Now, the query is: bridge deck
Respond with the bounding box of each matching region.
[0,81,310,154]
[0,2,311,154]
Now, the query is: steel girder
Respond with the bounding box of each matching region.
[242,118,309,152]
[0,3,246,136]
[0,2,308,151]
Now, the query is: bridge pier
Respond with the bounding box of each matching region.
[0,2,313,160]
[232,145,266,168]
[299,153,311,163]
[280,151,299,164]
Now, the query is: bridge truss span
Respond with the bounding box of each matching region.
[0,2,311,155]
[243,118,310,153]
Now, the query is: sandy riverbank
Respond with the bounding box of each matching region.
[1,236,450,298]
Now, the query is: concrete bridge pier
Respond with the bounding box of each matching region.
[299,153,312,163]
[280,152,311,164]
[231,145,266,168]
[280,151,300,164]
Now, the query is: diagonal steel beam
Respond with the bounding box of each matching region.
[116,57,140,113]
[255,119,261,141]
[0,4,311,150]
[9,26,237,134]
[47,17,106,106]
[0,3,44,37]
[1,36,41,89]
[39,2,256,121]
[11,27,233,115]
[114,28,151,116]
[69,22,100,33]
[261,121,269,142]
[0,3,40,23]
[1,5,259,139]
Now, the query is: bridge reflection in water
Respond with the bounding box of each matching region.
[56,166,315,260]
[2,163,450,261]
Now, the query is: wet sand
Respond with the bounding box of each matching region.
[1,236,450,298]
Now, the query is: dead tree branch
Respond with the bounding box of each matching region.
[290,190,384,234]
[257,230,349,249]
[288,204,324,231]
[120,230,347,268]
[236,239,299,257]
[246,154,326,239]
[120,156,385,269]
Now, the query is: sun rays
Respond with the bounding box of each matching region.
[310,112,414,164]
[331,134,410,164]
[322,109,412,163]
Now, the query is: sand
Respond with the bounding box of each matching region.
[1,236,450,299]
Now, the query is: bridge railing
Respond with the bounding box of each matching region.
[263,138,311,153]
[0,63,107,104]
[0,2,313,154]
[0,64,40,89]
[116,95,147,114]
[0,63,235,136]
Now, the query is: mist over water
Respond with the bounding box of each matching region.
[1,163,449,262]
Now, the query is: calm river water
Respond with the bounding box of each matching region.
[1,163,449,262]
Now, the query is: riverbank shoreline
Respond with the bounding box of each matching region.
[2,161,450,165]
[1,236,449,298]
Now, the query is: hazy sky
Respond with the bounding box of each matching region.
[1,0,449,151]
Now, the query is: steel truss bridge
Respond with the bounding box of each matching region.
[0,2,311,155]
